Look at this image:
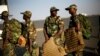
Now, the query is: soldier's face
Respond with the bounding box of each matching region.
[51,11,57,16]
[1,15,8,20]
[69,8,77,15]
[23,15,30,22]
[23,15,25,20]
[23,15,27,20]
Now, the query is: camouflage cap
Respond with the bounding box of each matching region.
[21,11,32,17]
[0,11,12,16]
[50,6,59,12]
[65,4,77,10]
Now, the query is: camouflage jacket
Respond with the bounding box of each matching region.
[22,20,36,41]
[22,21,38,56]
[44,16,64,37]
[2,19,21,56]
[44,16,65,46]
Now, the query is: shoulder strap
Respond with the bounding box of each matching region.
[56,16,61,23]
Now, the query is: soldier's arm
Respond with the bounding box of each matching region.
[27,33,33,53]
[43,25,49,42]
[5,23,11,42]
[64,44,69,53]
[29,28,37,53]
[78,32,84,44]
[29,38,33,53]
[43,18,49,42]
[28,22,37,37]
[33,28,37,40]
[75,19,81,32]
[77,31,85,48]
[27,22,34,53]
[32,23,37,40]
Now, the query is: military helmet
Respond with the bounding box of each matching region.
[21,10,32,17]
[50,6,59,12]
[65,4,77,10]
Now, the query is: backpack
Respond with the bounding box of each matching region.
[8,19,21,44]
[78,14,92,39]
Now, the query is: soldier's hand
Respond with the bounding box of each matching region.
[29,47,32,54]
[53,34,59,38]
[44,40,48,43]
[44,37,49,43]
[64,45,69,53]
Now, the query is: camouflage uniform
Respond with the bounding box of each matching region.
[66,4,91,39]
[0,11,17,56]
[65,4,85,56]
[21,11,39,56]
[43,7,65,56]
[44,7,65,46]
[44,16,64,46]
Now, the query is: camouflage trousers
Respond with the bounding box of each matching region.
[75,51,83,56]
[23,47,39,56]
[3,43,16,56]
[67,51,83,56]
[23,41,39,56]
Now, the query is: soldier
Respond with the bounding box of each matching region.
[43,6,66,56]
[64,4,85,56]
[21,11,39,56]
[0,11,16,56]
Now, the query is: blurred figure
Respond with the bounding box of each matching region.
[64,4,85,56]
[0,11,17,56]
[43,6,66,56]
[21,11,39,56]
